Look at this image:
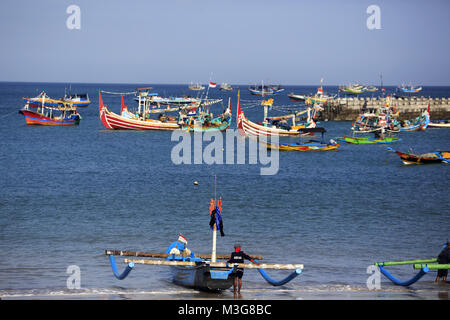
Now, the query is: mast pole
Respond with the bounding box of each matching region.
[211,175,217,263]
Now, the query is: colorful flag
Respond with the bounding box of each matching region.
[209,82,217,88]
[178,234,188,245]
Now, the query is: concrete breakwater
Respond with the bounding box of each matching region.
[319,96,450,121]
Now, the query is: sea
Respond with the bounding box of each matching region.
[0,82,449,301]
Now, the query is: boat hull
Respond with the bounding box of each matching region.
[19,109,80,126]
[171,264,234,292]
[428,121,450,128]
[266,142,340,151]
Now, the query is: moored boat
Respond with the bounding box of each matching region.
[248,82,284,96]
[264,128,340,151]
[387,148,450,165]
[19,96,81,126]
[181,98,232,132]
[62,93,91,107]
[99,92,180,130]
[219,83,233,91]
[237,92,319,137]
[189,82,205,91]
[428,120,450,128]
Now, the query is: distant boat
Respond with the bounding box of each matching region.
[219,83,233,91]
[189,82,205,91]
[388,148,450,165]
[289,79,335,105]
[398,84,422,93]
[248,82,284,96]
[339,84,367,94]
[365,86,379,92]
[62,93,91,107]
[428,120,450,128]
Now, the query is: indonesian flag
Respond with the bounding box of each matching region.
[209,82,217,88]
[178,234,188,245]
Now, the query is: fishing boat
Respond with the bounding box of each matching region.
[339,84,367,94]
[335,131,401,144]
[289,79,334,105]
[219,83,233,91]
[62,93,91,107]
[387,148,450,165]
[263,127,340,151]
[189,82,205,91]
[428,120,450,128]
[19,95,81,126]
[248,82,284,96]
[365,86,379,92]
[181,98,232,132]
[396,110,430,132]
[237,92,319,137]
[106,177,304,292]
[99,92,181,130]
[398,84,422,93]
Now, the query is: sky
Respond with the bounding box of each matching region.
[0,0,449,85]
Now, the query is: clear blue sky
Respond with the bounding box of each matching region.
[1,0,449,85]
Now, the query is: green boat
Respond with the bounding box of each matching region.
[335,136,401,144]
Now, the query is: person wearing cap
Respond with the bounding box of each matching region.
[228,244,259,294]
[435,241,450,283]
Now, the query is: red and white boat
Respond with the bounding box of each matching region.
[236,92,317,136]
[99,92,180,131]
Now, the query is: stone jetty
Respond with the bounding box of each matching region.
[319,96,450,121]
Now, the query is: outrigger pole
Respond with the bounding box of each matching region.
[375,257,450,286]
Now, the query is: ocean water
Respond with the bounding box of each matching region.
[0,82,449,300]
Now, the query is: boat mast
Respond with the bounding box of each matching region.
[211,175,217,263]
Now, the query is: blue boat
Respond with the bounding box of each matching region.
[106,178,304,292]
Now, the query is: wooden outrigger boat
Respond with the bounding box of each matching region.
[387,147,450,165]
[248,81,284,96]
[335,135,400,144]
[396,111,430,132]
[237,92,318,137]
[106,177,304,292]
[99,92,180,130]
[263,127,340,151]
[180,98,232,133]
[19,94,81,126]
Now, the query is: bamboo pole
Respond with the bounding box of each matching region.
[105,249,264,261]
[413,264,450,270]
[375,258,437,266]
[124,258,304,270]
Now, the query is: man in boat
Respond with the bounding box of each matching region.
[435,241,450,283]
[228,244,259,294]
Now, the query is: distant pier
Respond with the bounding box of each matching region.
[318,96,450,121]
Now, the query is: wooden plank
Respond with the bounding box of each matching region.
[105,249,263,260]
[124,258,303,270]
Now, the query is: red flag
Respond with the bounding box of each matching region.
[209,82,217,88]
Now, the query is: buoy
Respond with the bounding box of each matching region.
[194,181,198,185]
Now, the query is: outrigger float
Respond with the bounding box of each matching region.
[375,258,450,286]
[106,177,304,292]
